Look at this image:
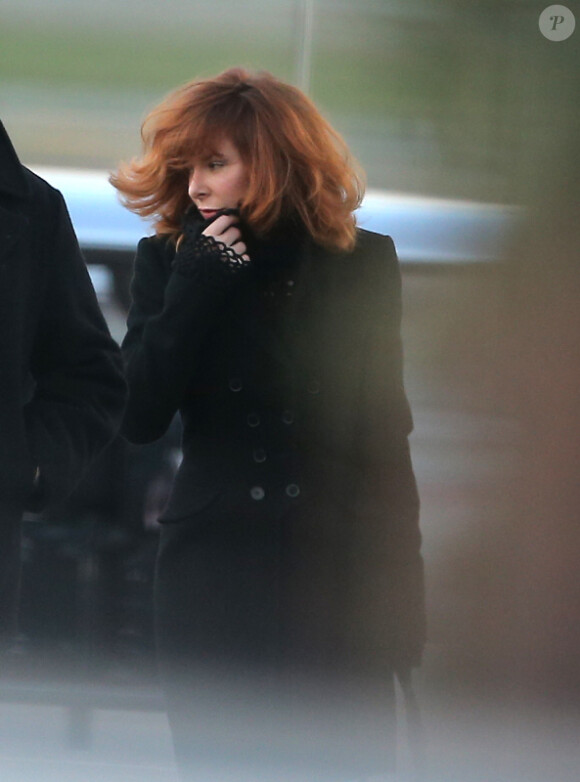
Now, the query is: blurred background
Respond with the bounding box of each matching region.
[3,0,575,202]
[1,1,579,780]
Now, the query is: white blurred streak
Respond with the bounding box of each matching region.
[294,0,315,94]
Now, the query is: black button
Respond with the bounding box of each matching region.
[250,486,266,501]
[281,410,294,425]
[246,412,261,427]
[229,377,243,392]
[253,448,267,463]
[285,484,300,498]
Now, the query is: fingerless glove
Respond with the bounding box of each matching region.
[171,211,250,287]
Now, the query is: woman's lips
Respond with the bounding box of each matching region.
[199,208,220,219]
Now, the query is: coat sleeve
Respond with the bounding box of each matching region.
[23,189,127,511]
[121,237,231,443]
[354,234,426,671]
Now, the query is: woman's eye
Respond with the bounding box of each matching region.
[209,160,225,170]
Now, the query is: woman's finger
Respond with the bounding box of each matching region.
[230,240,248,259]
[201,214,237,239]
[203,225,242,250]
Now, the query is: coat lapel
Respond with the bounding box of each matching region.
[0,120,29,200]
[0,120,30,266]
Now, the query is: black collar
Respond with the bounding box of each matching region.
[0,120,29,199]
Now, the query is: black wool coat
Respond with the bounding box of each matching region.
[0,121,127,634]
[122,218,425,674]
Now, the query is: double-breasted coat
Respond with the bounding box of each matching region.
[0,121,127,636]
[122,215,425,776]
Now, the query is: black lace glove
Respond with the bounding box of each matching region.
[171,209,251,287]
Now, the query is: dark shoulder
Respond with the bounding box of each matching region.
[136,233,175,258]
[23,167,56,193]
[137,233,165,252]
[316,229,398,278]
[133,233,176,276]
[310,228,398,275]
[352,229,400,289]
[308,229,400,304]
[21,167,64,213]
[312,229,396,264]
[353,228,397,264]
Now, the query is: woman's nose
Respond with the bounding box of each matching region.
[188,171,208,200]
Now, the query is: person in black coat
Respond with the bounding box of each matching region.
[112,68,425,781]
[0,120,127,641]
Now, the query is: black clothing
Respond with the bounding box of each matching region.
[0,121,127,635]
[122,213,424,779]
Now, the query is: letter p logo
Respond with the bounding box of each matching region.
[539,5,576,40]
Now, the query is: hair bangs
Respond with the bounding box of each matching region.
[166,89,253,171]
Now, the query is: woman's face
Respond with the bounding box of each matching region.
[187,138,249,221]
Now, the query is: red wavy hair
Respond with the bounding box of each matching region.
[109,68,365,251]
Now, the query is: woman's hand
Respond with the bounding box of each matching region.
[172,210,251,282]
[202,214,250,263]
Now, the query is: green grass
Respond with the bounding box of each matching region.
[0,22,446,119]
[0,25,292,91]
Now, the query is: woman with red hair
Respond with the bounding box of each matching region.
[112,67,424,782]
